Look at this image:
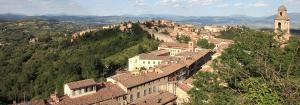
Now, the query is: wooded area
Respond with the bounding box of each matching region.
[188,27,300,105]
[0,20,159,103]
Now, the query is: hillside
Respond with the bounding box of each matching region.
[0,20,159,104]
[189,27,300,105]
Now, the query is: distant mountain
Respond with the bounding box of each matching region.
[0,13,299,28]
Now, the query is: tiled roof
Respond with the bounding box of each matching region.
[177,83,192,92]
[147,50,170,56]
[66,79,97,90]
[160,63,187,75]
[111,62,189,89]
[181,49,211,66]
[159,42,189,49]
[130,92,177,105]
[58,83,126,105]
[139,53,169,60]
[111,72,164,88]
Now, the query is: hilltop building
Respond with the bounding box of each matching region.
[274,5,291,43]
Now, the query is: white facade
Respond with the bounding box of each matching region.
[128,56,162,72]
[64,84,96,98]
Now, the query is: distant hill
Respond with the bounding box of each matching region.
[0,13,299,28]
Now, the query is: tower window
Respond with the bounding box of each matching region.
[278,22,282,29]
[280,12,282,16]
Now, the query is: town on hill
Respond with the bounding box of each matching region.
[0,2,300,105]
[2,5,297,105]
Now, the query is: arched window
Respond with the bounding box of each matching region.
[278,22,282,30]
[280,12,282,16]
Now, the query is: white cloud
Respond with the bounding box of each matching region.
[159,0,181,7]
[217,3,229,8]
[187,0,219,6]
[134,0,145,6]
[233,3,242,7]
[287,0,300,3]
[252,0,269,7]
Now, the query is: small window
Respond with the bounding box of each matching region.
[280,12,282,16]
[153,86,156,93]
[153,61,155,64]
[149,88,152,94]
[144,89,147,96]
[143,61,145,64]
[130,94,133,102]
[137,92,140,98]
[78,90,81,94]
[148,61,150,64]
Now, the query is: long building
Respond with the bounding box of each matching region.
[30,41,214,105]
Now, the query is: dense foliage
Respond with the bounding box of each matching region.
[176,35,191,43]
[197,39,215,49]
[189,27,300,105]
[0,20,159,103]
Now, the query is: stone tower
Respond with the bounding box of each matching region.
[274,5,291,42]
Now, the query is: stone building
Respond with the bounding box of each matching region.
[274,5,291,42]
[63,79,97,98]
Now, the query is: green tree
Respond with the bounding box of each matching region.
[197,39,215,49]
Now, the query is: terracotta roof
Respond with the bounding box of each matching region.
[147,50,170,56]
[181,49,211,66]
[159,42,189,49]
[183,77,194,85]
[139,53,169,60]
[160,63,187,75]
[58,83,126,105]
[177,83,192,92]
[130,92,177,105]
[66,79,97,90]
[112,62,189,89]
[111,72,164,88]
[98,99,120,105]
[27,99,47,105]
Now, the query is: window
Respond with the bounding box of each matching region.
[153,86,156,93]
[280,12,282,16]
[149,88,152,94]
[148,61,150,64]
[144,89,147,96]
[278,22,282,29]
[130,94,133,102]
[93,86,96,91]
[78,90,81,94]
[137,92,140,98]
[143,61,145,64]
[153,61,155,64]
[84,88,87,93]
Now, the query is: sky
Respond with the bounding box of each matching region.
[0,0,299,17]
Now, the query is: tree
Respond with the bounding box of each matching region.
[188,27,300,105]
[176,35,191,43]
[197,39,215,49]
